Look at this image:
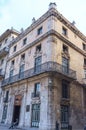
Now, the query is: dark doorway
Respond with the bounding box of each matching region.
[12,105,21,124]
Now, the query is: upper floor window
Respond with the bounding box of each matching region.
[84,59,86,66]
[19,64,25,78]
[34,56,42,72]
[9,69,14,78]
[36,44,41,52]
[34,83,40,97]
[37,27,43,35]
[5,91,9,102]
[63,44,68,53]
[83,43,86,51]
[84,69,86,78]
[21,54,25,63]
[13,45,17,52]
[62,57,69,74]
[11,60,15,66]
[62,80,69,99]
[62,27,67,36]
[1,59,4,65]
[23,38,27,46]
[5,38,8,44]
[35,83,40,93]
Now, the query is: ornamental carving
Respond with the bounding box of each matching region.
[11,85,26,95]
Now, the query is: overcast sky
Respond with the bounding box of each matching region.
[0,0,86,35]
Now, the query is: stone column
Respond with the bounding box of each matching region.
[47,77,56,130]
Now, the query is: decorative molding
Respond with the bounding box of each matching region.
[47,36,57,43]
[11,85,26,95]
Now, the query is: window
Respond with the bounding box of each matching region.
[62,80,69,99]
[36,44,41,52]
[19,64,25,78]
[63,44,68,53]
[9,69,14,78]
[34,83,40,97]
[21,54,25,62]
[5,91,9,102]
[83,43,86,50]
[84,70,86,78]
[23,38,27,46]
[5,38,8,44]
[84,59,86,66]
[9,69,14,82]
[61,105,69,129]
[31,104,40,127]
[13,45,17,52]
[37,27,42,35]
[62,27,67,36]
[34,56,42,73]
[11,60,15,68]
[62,57,69,74]
[1,59,4,65]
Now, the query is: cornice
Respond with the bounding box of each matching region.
[10,8,86,47]
[8,30,86,61]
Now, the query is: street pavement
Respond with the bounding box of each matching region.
[0,125,24,130]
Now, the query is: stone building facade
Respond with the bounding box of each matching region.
[0,3,86,130]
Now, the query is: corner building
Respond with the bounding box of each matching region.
[0,3,86,130]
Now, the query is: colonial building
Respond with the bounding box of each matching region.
[0,28,19,123]
[0,3,86,130]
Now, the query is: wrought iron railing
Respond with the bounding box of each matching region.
[31,92,40,98]
[1,61,76,87]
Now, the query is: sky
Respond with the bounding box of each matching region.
[0,0,86,35]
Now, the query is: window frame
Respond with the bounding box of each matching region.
[13,45,17,52]
[62,80,69,99]
[62,26,68,36]
[23,38,27,46]
[63,44,68,53]
[36,44,41,52]
[62,57,69,74]
[61,105,69,129]
[83,43,86,50]
[37,27,43,35]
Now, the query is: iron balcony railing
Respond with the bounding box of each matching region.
[31,92,40,98]
[2,61,76,87]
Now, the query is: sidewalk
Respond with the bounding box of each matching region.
[0,124,39,130]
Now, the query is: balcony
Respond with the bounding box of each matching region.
[31,92,40,99]
[0,47,9,58]
[1,61,76,87]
